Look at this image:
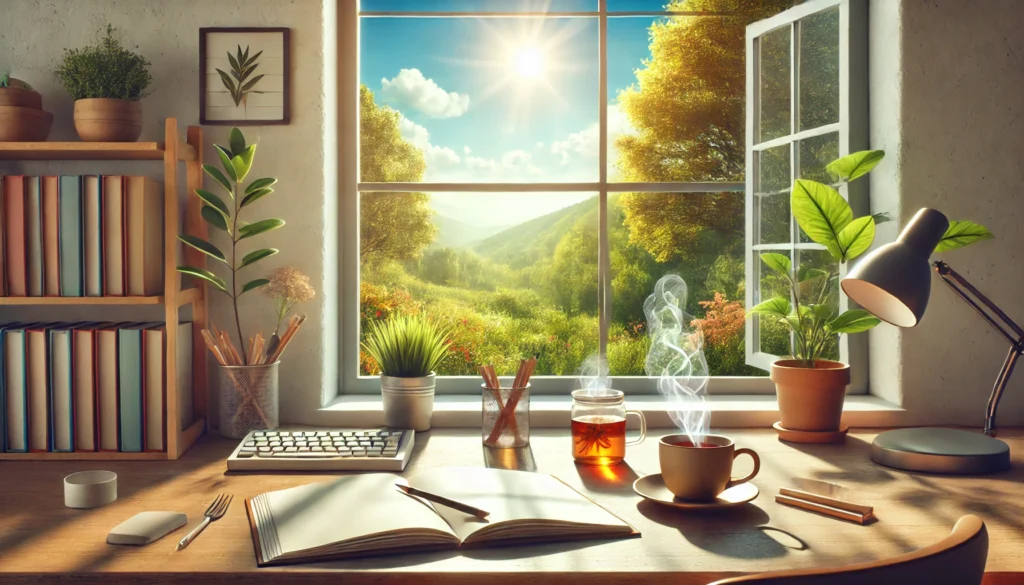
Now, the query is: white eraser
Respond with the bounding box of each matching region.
[107,511,188,546]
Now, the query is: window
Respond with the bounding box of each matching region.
[744,0,868,390]
[340,0,861,395]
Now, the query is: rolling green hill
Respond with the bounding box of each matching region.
[431,214,501,249]
[472,196,602,268]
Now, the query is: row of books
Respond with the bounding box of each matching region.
[1,321,193,453]
[0,175,164,297]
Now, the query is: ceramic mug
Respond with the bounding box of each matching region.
[658,434,760,501]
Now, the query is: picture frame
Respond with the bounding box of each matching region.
[199,27,290,125]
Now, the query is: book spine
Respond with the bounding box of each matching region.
[4,176,27,297]
[118,328,143,453]
[42,177,61,297]
[4,329,28,452]
[59,176,83,297]
[25,177,43,297]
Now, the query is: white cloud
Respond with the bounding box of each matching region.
[398,115,461,170]
[549,104,637,168]
[398,116,430,149]
[381,69,470,119]
[463,146,472,155]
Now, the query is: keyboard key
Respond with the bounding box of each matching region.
[273,451,336,458]
[367,450,382,457]
[342,431,354,437]
[272,446,283,452]
[315,431,329,437]
[244,441,255,447]
[329,431,341,437]
[279,431,291,436]
[383,450,398,458]
[283,441,294,447]
[352,449,366,457]
[254,431,265,437]
[285,447,297,453]
[371,441,384,448]
[312,446,323,452]
[325,446,337,453]
[238,451,255,458]
[377,431,390,438]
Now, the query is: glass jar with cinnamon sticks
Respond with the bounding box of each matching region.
[480,358,535,448]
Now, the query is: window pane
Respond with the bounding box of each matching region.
[758,144,790,194]
[360,17,598,183]
[609,192,763,376]
[798,131,839,183]
[757,250,791,356]
[758,25,791,143]
[758,194,790,245]
[361,0,597,12]
[798,6,840,130]
[360,192,598,377]
[796,248,840,361]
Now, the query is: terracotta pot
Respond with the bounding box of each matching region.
[0,106,53,141]
[0,87,43,109]
[770,359,850,432]
[73,98,143,142]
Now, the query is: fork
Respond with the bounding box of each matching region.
[176,493,232,551]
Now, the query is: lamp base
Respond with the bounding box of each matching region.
[871,428,1011,474]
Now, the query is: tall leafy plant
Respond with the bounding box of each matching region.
[750,150,993,367]
[362,314,452,378]
[178,128,281,357]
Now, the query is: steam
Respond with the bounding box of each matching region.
[576,353,611,395]
[644,274,710,445]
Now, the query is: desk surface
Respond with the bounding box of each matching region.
[1,428,1022,584]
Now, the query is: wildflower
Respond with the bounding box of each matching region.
[264,266,316,336]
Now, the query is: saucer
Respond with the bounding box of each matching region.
[632,474,759,510]
[773,421,849,444]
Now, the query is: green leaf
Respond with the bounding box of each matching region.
[194,189,230,218]
[228,51,241,78]
[201,205,229,233]
[241,278,270,295]
[203,164,233,195]
[178,234,226,263]
[748,297,791,320]
[245,177,277,195]
[826,150,885,182]
[215,68,237,94]
[231,144,257,182]
[241,188,273,208]
[229,128,246,158]
[836,215,876,262]
[826,309,881,334]
[935,220,994,252]
[798,266,828,282]
[811,303,835,322]
[243,49,263,68]
[238,218,285,240]
[760,253,792,276]
[239,248,278,269]
[792,179,852,258]
[214,144,237,182]
[176,266,227,293]
[240,74,265,93]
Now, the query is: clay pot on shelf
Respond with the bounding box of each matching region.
[0,86,43,109]
[73,98,143,142]
[0,106,53,142]
[770,359,851,432]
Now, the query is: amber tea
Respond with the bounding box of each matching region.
[572,415,628,465]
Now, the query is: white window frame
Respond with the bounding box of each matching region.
[744,0,869,393]
[333,0,836,397]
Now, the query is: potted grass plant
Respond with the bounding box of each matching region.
[362,314,451,432]
[751,150,992,433]
[54,25,152,142]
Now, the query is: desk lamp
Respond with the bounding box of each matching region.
[841,208,1013,474]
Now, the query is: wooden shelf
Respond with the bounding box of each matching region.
[0,451,169,461]
[0,141,196,162]
[0,296,163,305]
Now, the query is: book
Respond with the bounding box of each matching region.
[3,325,29,452]
[143,325,165,451]
[176,322,194,430]
[118,324,150,453]
[0,178,5,296]
[83,176,103,297]
[49,325,75,452]
[59,176,83,297]
[26,324,50,452]
[245,467,639,567]
[42,177,61,296]
[102,176,125,296]
[125,177,164,296]
[72,324,99,451]
[3,176,27,297]
[25,177,43,297]
[96,323,123,451]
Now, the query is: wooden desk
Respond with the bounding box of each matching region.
[1,429,1022,584]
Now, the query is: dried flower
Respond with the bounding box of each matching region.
[265,267,315,335]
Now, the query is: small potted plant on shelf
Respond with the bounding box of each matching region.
[751,150,991,437]
[53,25,152,142]
[362,314,451,432]
[177,127,301,439]
[0,71,52,141]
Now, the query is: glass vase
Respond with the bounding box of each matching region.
[482,384,530,448]
[218,361,279,439]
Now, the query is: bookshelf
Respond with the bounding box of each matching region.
[0,118,209,460]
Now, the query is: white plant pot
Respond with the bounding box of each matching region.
[381,373,436,432]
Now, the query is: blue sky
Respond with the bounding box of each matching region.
[359,5,675,224]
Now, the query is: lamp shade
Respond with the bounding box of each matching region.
[841,208,949,328]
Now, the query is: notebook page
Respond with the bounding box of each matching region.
[264,474,457,561]
[409,467,630,544]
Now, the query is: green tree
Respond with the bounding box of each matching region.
[360,85,436,263]
[615,0,794,262]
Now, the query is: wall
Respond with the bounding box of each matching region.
[0,0,330,426]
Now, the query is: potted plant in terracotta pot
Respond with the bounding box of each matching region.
[362,314,451,432]
[54,25,152,142]
[751,150,990,436]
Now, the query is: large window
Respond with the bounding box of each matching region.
[341,0,863,395]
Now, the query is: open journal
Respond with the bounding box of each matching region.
[245,467,639,566]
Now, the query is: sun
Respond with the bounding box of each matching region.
[512,48,546,79]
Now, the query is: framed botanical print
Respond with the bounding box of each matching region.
[199,27,290,125]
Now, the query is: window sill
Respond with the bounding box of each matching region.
[316,394,905,428]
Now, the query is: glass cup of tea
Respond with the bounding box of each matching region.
[571,389,646,466]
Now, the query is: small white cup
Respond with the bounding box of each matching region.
[64,470,118,509]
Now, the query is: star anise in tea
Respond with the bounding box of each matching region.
[575,423,613,455]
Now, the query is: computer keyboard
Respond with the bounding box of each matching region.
[226,429,415,471]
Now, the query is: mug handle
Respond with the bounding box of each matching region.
[726,448,760,489]
[625,410,646,446]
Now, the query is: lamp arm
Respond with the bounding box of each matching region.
[933,261,1024,437]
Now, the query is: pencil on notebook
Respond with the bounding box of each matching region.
[395,483,490,520]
